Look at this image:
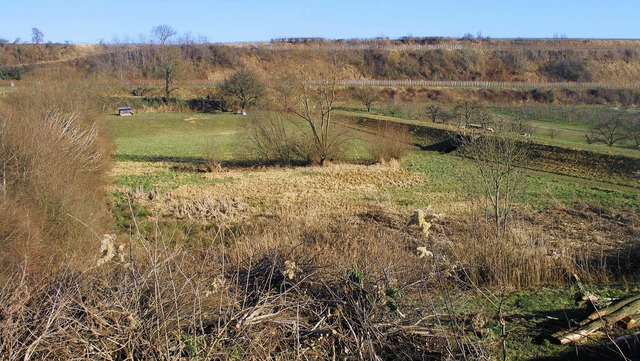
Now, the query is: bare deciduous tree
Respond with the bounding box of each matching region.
[627,116,640,149]
[159,47,184,102]
[151,25,177,45]
[221,70,265,113]
[150,25,181,102]
[424,103,444,123]
[353,87,378,112]
[460,126,530,236]
[276,56,346,165]
[31,28,43,44]
[589,108,628,147]
[455,100,483,127]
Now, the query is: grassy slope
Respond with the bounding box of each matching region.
[400,152,640,213]
[338,106,640,210]
[490,105,640,154]
[342,105,640,157]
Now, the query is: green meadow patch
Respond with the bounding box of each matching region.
[398,152,640,212]
[106,112,377,164]
[106,112,249,162]
[112,170,236,191]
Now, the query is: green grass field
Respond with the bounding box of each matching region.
[491,105,640,155]
[348,102,640,157]
[107,112,378,163]
[106,112,248,162]
[399,152,640,212]
[106,111,640,211]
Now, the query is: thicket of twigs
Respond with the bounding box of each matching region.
[0,69,113,276]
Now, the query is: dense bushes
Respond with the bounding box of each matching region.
[0,67,21,80]
[0,70,112,275]
[543,59,592,82]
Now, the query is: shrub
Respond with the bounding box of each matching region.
[368,123,413,162]
[0,67,21,80]
[201,137,222,171]
[543,59,592,82]
[244,111,308,165]
[0,69,112,275]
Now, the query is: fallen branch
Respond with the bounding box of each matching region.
[552,294,640,345]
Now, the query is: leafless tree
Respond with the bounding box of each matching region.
[627,116,640,149]
[276,56,346,165]
[424,103,444,123]
[151,25,177,45]
[31,28,44,44]
[150,25,181,102]
[589,108,628,147]
[353,88,378,112]
[460,126,530,236]
[159,48,183,102]
[455,100,483,127]
[221,70,266,112]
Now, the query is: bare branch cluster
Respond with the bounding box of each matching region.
[459,126,530,235]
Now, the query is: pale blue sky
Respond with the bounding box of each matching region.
[1,0,638,44]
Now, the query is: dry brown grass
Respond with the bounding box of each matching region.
[2,170,638,359]
[0,206,444,359]
[117,161,423,220]
[113,158,639,291]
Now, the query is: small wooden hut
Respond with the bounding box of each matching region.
[118,106,134,116]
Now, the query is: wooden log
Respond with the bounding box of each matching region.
[552,296,640,345]
[582,294,640,324]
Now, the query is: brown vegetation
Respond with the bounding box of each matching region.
[0,69,112,275]
[2,167,637,358]
[367,123,414,162]
[4,39,640,86]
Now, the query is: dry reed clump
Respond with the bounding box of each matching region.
[171,196,248,225]
[428,207,640,289]
[165,162,423,218]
